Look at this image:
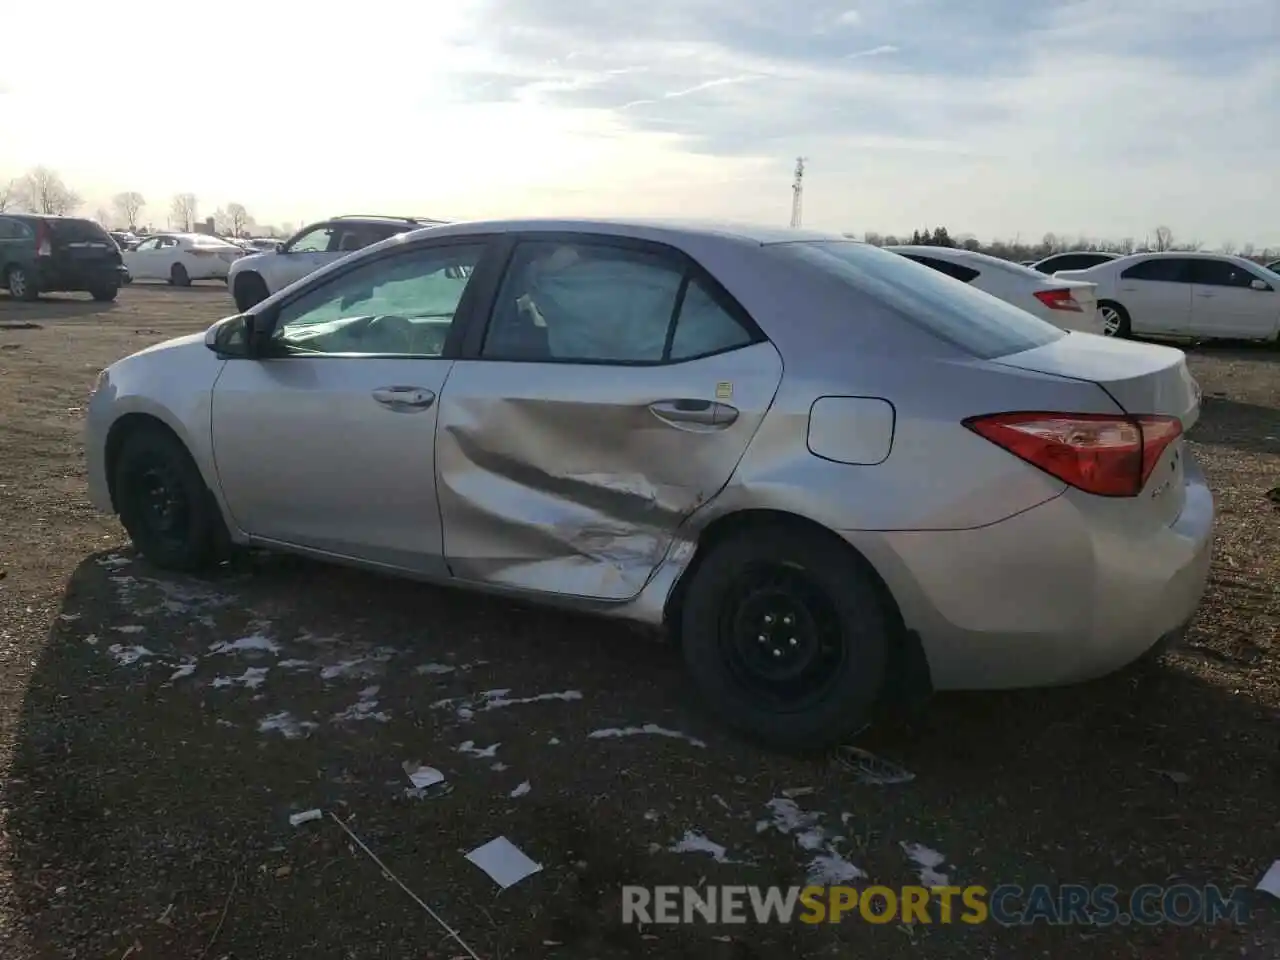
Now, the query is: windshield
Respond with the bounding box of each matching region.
[191,235,239,247]
[773,241,1065,360]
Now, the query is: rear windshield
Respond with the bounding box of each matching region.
[772,241,1065,359]
[49,218,113,243]
[192,235,238,247]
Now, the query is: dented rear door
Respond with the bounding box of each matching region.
[434,234,783,601]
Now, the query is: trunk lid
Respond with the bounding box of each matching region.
[48,219,121,266]
[994,334,1200,428]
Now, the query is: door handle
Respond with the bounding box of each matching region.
[649,399,738,428]
[372,386,436,411]
[1195,292,1215,298]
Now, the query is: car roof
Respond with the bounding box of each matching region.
[1107,250,1265,269]
[1036,250,1117,259]
[393,217,847,247]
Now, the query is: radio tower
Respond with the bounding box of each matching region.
[789,156,807,228]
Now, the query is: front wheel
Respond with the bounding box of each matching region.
[680,524,890,751]
[169,263,190,287]
[114,427,223,571]
[232,272,269,312]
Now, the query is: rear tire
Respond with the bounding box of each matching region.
[1099,301,1131,338]
[6,265,39,301]
[113,426,225,572]
[90,284,119,302]
[169,263,190,287]
[233,272,269,312]
[680,523,890,751]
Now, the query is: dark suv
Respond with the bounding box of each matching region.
[0,215,126,301]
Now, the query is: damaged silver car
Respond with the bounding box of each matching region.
[85,219,1214,749]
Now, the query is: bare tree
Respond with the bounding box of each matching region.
[113,191,145,231]
[0,178,14,213]
[1041,232,1060,255]
[1152,226,1174,251]
[17,167,82,215]
[95,206,112,227]
[214,202,253,237]
[1241,241,1256,258]
[861,231,883,246]
[170,193,198,231]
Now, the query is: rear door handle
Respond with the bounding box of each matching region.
[372,386,436,411]
[649,399,738,428]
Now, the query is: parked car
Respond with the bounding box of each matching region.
[227,214,444,312]
[886,245,1104,333]
[122,233,245,286]
[85,219,1213,749]
[1031,251,1119,274]
[110,231,140,251]
[243,237,283,254]
[1057,252,1280,341]
[0,214,126,301]
[1265,259,1280,274]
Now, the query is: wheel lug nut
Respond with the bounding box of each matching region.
[764,614,774,624]
[772,648,782,658]
[758,634,767,643]
[789,637,797,646]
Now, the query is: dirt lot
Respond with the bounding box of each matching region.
[0,285,1277,959]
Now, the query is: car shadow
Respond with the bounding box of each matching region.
[127,282,231,294]
[5,549,1277,957]
[1186,340,1280,364]
[1193,396,1280,456]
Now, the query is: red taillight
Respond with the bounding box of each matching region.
[964,412,1183,497]
[35,221,52,257]
[1033,288,1082,312]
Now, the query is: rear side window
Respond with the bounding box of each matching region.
[1039,253,1111,273]
[1120,258,1192,282]
[775,241,1063,360]
[482,240,757,364]
[49,218,112,243]
[902,254,980,283]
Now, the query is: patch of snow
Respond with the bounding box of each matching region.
[208,632,280,656]
[900,842,949,887]
[319,651,392,680]
[276,659,312,670]
[548,737,561,745]
[415,662,456,675]
[457,741,500,759]
[758,798,865,885]
[510,781,531,798]
[258,712,317,739]
[168,661,198,682]
[112,625,146,635]
[58,613,80,622]
[479,689,583,711]
[96,554,132,569]
[669,831,735,863]
[331,685,389,723]
[83,634,98,646]
[212,667,270,690]
[588,724,707,749]
[491,762,509,772]
[106,643,154,666]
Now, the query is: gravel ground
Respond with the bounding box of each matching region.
[0,286,1277,959]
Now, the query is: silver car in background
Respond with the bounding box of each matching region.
[85,219,1214,749]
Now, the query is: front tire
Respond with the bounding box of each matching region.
[232,272,269,312]
[6,265,39,301]
[169,263,190,287]
[113,427,223,571]
[680,524,890,751]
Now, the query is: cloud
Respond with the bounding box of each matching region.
[447,0,1280,242]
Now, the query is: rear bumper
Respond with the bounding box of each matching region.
[34,261,125,291]
[844,451,1215,690]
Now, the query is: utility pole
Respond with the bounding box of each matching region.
[790,157,807,229]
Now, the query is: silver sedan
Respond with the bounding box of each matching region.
[84,219,1214,749]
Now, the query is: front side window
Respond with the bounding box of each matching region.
[481,240,756,363]
[286,225,335,254]
[1120,258,1193,282]
[270,242,484,357]
[133,237,161,251]
[1190,259,1265,289]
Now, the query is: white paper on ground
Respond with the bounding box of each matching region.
[466,837,543,889]
[289,808,323,826]
[1257,860,1280,899]
[401,761,446,790]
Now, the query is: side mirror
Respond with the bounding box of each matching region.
[1250,278,1269,291]
[205,314,254,358]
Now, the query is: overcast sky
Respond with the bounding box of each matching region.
[2,0,1276,245]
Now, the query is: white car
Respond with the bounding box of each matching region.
[123,233,244,286]
[1057,252,1280,341]
[887,246,1104,333]
[228,215,442,312]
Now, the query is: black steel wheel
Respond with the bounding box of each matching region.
[114,426,225,571]
[681,523,890,750]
